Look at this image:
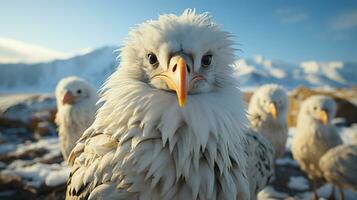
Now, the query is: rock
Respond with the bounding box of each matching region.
[0,127,33,144]
[0,95,55,125]
[34,121,57,139]
[0,172,66,200]
[0,94,57,142]
[0,116,29,130]
[0,173,37,200]
[37,185,66,200]
[0,148,48,164]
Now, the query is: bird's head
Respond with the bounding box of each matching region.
[55,76,96,106]
[301,95,336,125]
[118,9,235,107]
[93,10,248,165]
[252,84,288,121]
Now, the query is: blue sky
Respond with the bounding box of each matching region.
[1,0,357,62]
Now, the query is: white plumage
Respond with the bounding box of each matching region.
[353,134,357,144]
[66,10,274,200]
[291,95,342,199]
[55,76,98,160]
[248,84,288,159]
[319,144,357,199]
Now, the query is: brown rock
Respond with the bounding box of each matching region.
[0,148,48,164]
[0,173,37,200]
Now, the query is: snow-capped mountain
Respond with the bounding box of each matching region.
[0,50,356,92]
[0,46,118,92]
[233,55,357,89]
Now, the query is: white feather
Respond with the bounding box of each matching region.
[248,84,288,159]
[291,95,342,180]
[55,76,98,160]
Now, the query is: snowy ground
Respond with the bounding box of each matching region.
[0,138,69,188]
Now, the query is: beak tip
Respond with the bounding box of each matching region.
[320,111,329,125]
[269,103,278,120]
[178,100,186,107]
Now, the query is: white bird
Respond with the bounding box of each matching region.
[248,84,288,159]
[319,144,357,200]
[55,76,98,160]
[66,10,274,200]
[291,95,342,200]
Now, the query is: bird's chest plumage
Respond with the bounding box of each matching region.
[66,84,261,200]
[252,116,287,156]
[59,107,85,137]
[292,123,335,178]
[57,105,96,157]
[104,124,250,200]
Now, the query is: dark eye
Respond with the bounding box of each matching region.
[148,53,158,65]
[313,106,317,110]
[77,89,82,94]
[201,54,212,67]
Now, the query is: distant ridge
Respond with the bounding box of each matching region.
[0,46,118,92]
[233,56,357,89]
[0,50,356,92]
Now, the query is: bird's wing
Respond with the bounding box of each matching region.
[66,133,134,199]
[320,145,357,190]
[292,124,342,179]
[244,130,275,199]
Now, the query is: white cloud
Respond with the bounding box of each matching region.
[331,9,357,31]
[276,9,309,24]
[0,37,92,64]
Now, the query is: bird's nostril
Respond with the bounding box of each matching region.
[186,64,191,73]
[172,64,177,72]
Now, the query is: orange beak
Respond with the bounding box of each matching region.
[175,58,187,107]
[155,56,188,107]
[62,91,76,105]
[269,102,278,120]
[320,110,329,125]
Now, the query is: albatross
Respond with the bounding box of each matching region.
[248,84,289,159]
[55,76,98,160]
[291,95,342,200]
[66,10,274,200]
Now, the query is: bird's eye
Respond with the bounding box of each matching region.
[148,53,158,65]
[313,106,317,110]
[77,89,82,94]
[201,54,212,68]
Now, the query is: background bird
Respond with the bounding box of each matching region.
[319,144,357,200]
[66,9,274,200]
[291,95,342,200]
[248,84,288,159]
[55,76,98,160]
